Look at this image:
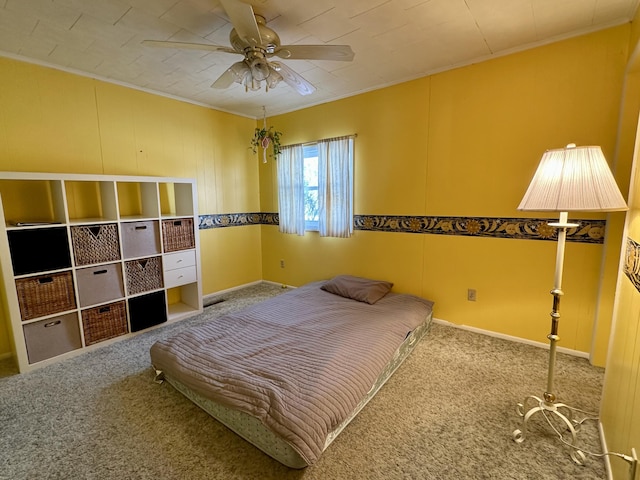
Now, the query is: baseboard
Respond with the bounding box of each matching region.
[202,280,294,303]
[432,318,589,359]
[202,280,263,302]
[262,280,296,289]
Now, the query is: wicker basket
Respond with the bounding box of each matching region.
[16,271,76,321]
[81,301,128,346]
[162,218,195,252]
[125,256,163,295]
[71,223,121,266]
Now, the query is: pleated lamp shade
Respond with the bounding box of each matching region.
[518,144,628,212]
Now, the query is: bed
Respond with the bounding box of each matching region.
[150,276,434,468]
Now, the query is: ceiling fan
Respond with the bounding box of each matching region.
[142,0,355,95]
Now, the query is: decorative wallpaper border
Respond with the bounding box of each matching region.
[199,213,278,229]
[624,237,640,293]
[353,215,606,243]
[199,213,607,244]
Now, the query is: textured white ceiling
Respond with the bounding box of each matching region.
[0,0,638,119]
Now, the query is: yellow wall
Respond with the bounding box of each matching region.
[601,7,640,476]
[601,130,640,478]
[0,57,263,357]
[260,26,630,356]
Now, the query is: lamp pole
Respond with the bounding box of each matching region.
[513,211,586,465]
[544,211,575,404]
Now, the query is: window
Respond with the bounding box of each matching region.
[278,136,354,238]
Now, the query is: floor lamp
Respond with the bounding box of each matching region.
[513,144,627,463]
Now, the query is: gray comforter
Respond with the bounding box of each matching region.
[150,282,433,464]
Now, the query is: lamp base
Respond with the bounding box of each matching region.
[512,395,595,465]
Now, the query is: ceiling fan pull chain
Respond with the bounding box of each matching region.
[261,106,269,163]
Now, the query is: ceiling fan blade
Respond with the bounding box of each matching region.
[212,61,249,89]
[212,69,236,89]
[219,0,262,46]
[272,44,354,61]
[142,40,237,54]
[270,62,315,96]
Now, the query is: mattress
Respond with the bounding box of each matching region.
[151,280,434,467]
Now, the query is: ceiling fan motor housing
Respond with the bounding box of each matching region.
[229,15,280,54]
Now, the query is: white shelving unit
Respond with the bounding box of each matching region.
[0,172,203,373]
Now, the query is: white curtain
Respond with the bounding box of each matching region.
[317,137,354,238]
[277,144,305,235]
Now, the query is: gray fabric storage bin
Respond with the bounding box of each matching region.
[121,221,161,259]
[76,263,125,307]
[23,313,82,364]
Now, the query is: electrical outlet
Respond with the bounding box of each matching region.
[467,288,477,301]
[280,259,285,268]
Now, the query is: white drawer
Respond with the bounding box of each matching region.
[163,250,196,271]
[164,265,197,288]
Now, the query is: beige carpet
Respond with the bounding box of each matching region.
[0,283,606,479]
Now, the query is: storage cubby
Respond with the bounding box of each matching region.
[121,220,162,259]
[65,180,118,224]
[166,283,200,320]
[82,301,128,346]
[8,227,72,276]
[16,270,76,320]
[117,182,160,220]
[159,182,195,217]
[0,172,202,373]
[71,223,121,266]
[125,256,163,295]
[0,179,66,227]
[162,218,195,252]
[76,263,125,308]
[129,291,167,332]
[23,312,82,364]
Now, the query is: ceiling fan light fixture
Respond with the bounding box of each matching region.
[229,61,251,84]
[249,57,271,81]
[266,71,282,90]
